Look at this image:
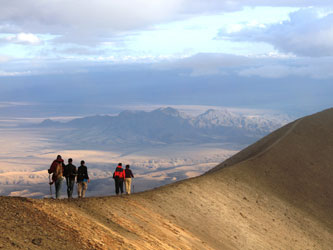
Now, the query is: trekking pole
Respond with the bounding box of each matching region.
[48,174,53,198]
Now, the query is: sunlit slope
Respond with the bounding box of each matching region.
[210,108,333,228]
[0,108,332,249]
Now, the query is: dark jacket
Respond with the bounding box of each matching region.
[77,165,89,183]
[64,163,77,180]
[125,169,134,178]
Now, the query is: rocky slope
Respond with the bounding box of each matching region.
[1,108,332,249]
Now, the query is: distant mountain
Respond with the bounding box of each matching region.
[38,119,62,127]
[193,109,286,135]
[37,107,290,147]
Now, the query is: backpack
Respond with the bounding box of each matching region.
[52,163,63,181]
[113,167,125,179]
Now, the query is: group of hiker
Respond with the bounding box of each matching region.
[47,155,134,199]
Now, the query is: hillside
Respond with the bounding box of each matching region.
[1,108,332,249]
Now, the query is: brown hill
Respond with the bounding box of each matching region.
[1,108,332,249]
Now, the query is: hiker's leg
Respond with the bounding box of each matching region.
[71,179,75,197]
[125,178,130,194]
[60,178,63,198]
[115,179,119,195]
[68,178,71,198]
[119,180,124,194]
[55,179,62,199]
[77,182,82,198]
[125,178,128,194]
[69,178,74,198]
[66,177,70,198]
[127,178,132,194]
[82,182,87,198]
[54,183,57,196]
[55,180,59,198]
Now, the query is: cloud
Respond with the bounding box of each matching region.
[14,33,41,45]
[1,1,332,46]
[0,102,32,108]
[2,52,333,79]
[0,70,32,77]
[0,32,41,45]
[156,53,252,76]
[0,0,184,45]
[0,55,10,63]
[48,46,107,56]
[239,65,294,78]
[238,59,333,79]
[156,52,333,79]
[218,8,333,57]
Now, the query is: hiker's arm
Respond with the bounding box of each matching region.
[48,161,55,173]
[86,168,90,182]
[62,162,65,174]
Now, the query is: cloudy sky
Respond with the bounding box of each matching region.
[0,1,333,118]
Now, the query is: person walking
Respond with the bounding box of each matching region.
[124,165,134,195]
[64,158,77,199]
[113,163,125,195]
[77,160,90,198]
[48,155,65,199]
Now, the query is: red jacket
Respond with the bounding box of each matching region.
[113,166,125,179]
[48,159,64,181]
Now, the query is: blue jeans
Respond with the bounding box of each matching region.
[66,177,75,198]
[55,178,63,199]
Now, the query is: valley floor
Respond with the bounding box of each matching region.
[0,127,239,198]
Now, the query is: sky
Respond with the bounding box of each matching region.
[0,0,333,119]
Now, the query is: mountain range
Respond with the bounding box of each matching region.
[36,107,290,148]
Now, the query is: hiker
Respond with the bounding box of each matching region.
[113,163,125,195]
[77,160,90,198]
[124,165,134,195]
[64,158,77,199]
[48,155,65,199]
